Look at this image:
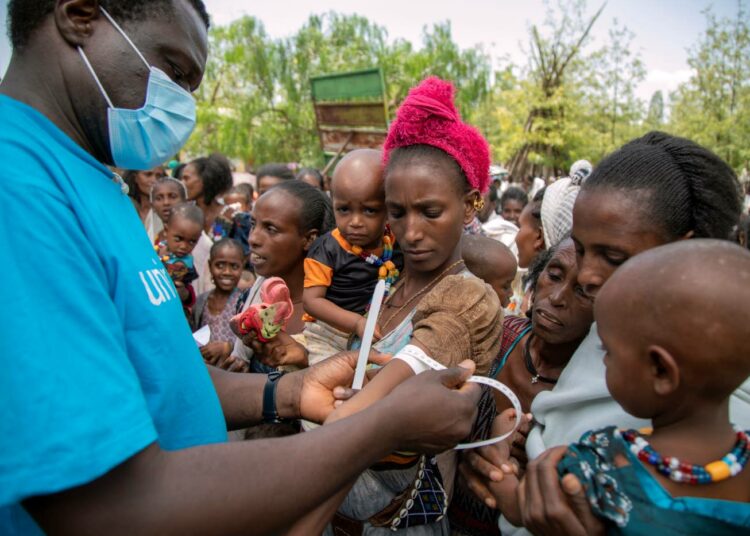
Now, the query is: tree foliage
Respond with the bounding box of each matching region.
[185,14,492,167]
[185,1,749,175]
[669,1,750,170]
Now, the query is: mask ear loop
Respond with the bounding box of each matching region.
[77,47,114,108]
[99,8,151,70]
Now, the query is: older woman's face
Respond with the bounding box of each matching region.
[571,188,669,299]
[532,240,594,344]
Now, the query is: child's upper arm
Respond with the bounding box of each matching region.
[325,358,415,424]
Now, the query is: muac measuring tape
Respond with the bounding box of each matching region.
[394,344,523,451]
[351,280,522,450]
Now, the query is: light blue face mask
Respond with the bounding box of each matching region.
[78,8,196,171]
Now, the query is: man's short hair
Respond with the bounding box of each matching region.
[8,0,210,50]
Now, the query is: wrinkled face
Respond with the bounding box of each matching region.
[165,215,202,258]
[209,246,244,292]
[502,199,525,225]
[151,182,185,223]
[531,240,594,345]
[248,190,309,278]
[572,188,669,299]
[181,163,203,202]
[135,167,164,197]
[515,203,543,269]
[385,160,473,274]
[66,2,208,164]
[332,174,387,250]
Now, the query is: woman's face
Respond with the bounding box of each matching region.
[572,188,669,299]
[180,163,203,202]
[209,246,244,292]
[386,161,474,275]
[532,240,594,345]
[248,190,311,278]
[501,199,525,226]
[135,167,164,197]
[515,203,544,269]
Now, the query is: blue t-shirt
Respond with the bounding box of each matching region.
[0,95,227,533]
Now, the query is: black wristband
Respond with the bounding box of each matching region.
[262,371,286,424]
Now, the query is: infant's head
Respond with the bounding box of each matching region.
[331,149,386,250]
[596,239,750,421]
[165,203,204,258]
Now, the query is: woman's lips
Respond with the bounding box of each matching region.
[535,308,563,327]
[405,249,432,260]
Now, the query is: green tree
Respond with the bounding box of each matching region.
[669,1,750,170]
[645,90,665,130]
[505,0,605,178]
[185,14,492,168]
[584,20,646,156]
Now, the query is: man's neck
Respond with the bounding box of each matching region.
[1,52,104,162]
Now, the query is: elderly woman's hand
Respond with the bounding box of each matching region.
[458,409,530,509]
[518,446,605,536]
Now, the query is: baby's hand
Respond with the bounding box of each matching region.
[354,316,382,341]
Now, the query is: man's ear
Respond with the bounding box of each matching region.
[648,345,680,397]
[55,0,99,47]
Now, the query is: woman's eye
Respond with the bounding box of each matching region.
[604,251,628,266]
[424,210,442,218]
[388,209,404,219]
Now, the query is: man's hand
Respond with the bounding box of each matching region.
[518,446,605,536]
[250,332,308,369]
[296,350,391,423]
[381,360,482,454]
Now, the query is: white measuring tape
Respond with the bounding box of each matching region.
[394,345,522,450]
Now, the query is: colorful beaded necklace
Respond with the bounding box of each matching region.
[350,226,400,295]
[620,428,750,484]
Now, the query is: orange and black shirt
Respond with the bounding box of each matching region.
[304,229,404,315]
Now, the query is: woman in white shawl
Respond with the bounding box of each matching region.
[464,132,750,536]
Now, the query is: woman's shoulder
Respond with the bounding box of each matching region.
[503,315,532,337]
[423,270,491,304]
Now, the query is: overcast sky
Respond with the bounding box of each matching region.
[0,0,740,101]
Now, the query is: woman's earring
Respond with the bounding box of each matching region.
[473,197,485,212]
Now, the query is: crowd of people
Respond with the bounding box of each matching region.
[2,1,750,535]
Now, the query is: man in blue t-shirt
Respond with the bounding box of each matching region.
[0,1,482,534]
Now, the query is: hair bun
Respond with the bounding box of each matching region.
[384,77,491,193]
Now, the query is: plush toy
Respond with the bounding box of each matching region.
[230,277,294,342]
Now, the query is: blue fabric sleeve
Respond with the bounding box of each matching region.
[0,182,157,506]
